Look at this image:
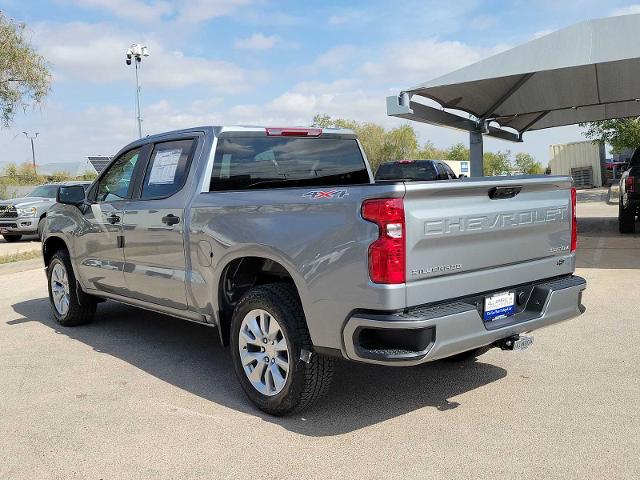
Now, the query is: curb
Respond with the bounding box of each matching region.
[0,258,44,275]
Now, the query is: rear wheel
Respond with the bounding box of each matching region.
[47,249,97,326]
[2,234,22,242]
[619,201,636,234]
[230,283,334,416]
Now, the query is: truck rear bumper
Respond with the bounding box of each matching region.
[342,275,586,366]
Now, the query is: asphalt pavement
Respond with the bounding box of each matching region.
[0,189,638,479]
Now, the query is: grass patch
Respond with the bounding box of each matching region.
[0,250,42,265]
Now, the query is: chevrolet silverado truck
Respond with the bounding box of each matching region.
[0,182,91,242]
[43,126,586,415]
[619,148,640,233]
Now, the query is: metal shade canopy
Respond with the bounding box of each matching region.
[387,14,640,175]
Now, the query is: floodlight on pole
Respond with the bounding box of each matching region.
[22,132,39,174]
[125,43,149,138]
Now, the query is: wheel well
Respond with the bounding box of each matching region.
[42,236,68,267]
[217,256,298,346]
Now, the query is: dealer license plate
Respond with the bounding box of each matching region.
[484,291,515,322]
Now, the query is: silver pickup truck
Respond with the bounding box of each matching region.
[43,126,586,415]
[0,182,90,242]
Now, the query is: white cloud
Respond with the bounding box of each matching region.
[32,21,266,91]
[234,33,279,50]
[175,0,256,23]
[361,38,508,86]
[610,4,640,16]
[63,0,257,23]
[63,0,173,22]
[307,45,358,72]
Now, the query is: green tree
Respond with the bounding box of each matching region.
[417,140,446,159]
[514,152,544,174]
[2,162,18,183]
[0,12,51,127]
[445,143,470,162]
[380,124,419,164]
[483,150,512,176]
[77,170,98,181]
[50,171,72,183]
[581,118,640,153]
[17,162,43,183]
[312,114,420,171]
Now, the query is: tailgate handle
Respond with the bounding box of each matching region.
[489,186,522,200]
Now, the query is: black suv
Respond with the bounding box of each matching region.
[375,159,459,182]
[619,149,640,234]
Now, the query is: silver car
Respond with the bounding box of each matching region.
[0,182,91,242]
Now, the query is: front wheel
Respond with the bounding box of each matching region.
[47,250,97,326]
[230,283,334,416]
[619,201,636,234]
[2,234,22,242]
[37,217,46,240]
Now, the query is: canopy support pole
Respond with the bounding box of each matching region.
[469,130,484,177]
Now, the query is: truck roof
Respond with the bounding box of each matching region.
[137,125,356,143]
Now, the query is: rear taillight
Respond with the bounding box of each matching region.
[265,127,322,137]
[626,175,635,193]
[362,198,405,284]
[571,187,577,253]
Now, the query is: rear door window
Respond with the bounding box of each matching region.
[141,139,196,200]
[209,136,369,191]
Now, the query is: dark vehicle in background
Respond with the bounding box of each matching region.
[619,149,640,233]
[0,182,91,242]
[375,159,460,182]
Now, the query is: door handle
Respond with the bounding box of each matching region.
[106,214,121,224]
[162,214,180,226]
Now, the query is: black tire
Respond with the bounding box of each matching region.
[230,283,334,416]
[619,201,636,234]
[37,217,46,240]
[47,249,97,326]
[445,345,492,362]
[2,234,22,242]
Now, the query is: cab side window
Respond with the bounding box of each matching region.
[141,139,196,200]
[95,148,141,202]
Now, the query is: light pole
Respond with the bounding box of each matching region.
[125,44,149,139]
[22,132,39,174]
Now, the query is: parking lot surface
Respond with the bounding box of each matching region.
[0,189,638,479]
[0,236,40,257]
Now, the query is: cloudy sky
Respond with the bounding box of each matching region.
[2,0,639,167]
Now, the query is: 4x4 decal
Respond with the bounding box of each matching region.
[303,190,349,199]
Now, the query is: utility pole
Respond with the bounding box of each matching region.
[22,132,39,174]
[125,44,149,139]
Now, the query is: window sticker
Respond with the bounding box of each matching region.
[148,149,183,185]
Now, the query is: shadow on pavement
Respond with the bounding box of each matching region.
[576,217,640,269]
[10,297,507,437]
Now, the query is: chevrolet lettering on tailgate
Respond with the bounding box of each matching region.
[424,206,568,236]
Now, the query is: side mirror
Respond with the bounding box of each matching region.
[57,185,86,206]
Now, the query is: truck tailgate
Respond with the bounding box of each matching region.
[403,176,575,307]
